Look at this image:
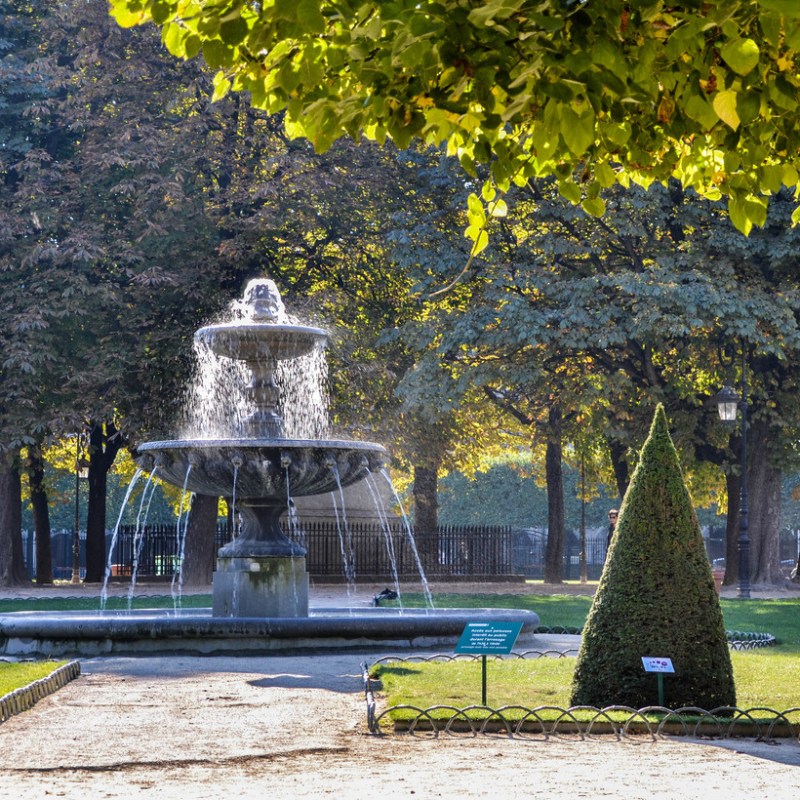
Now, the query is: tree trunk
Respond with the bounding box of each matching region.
[607,437,630,500]
[748,421,781,585]
[413,463,439,571]
[544,404,564,584]
[182,494,219,586]
[723,419,782,587]
[27,444,53,584]
[723,472,740,587]
[0,455,27,587]
[84,421,124,583]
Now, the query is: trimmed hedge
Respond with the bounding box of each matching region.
[570,405,736,709]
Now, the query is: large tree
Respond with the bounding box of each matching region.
[112,0,800,239]
[396,178,800,584]
[0,0,248,582]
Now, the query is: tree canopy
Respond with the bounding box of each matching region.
[111,0,800,242]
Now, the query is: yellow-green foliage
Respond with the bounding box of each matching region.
[570,405,735,709]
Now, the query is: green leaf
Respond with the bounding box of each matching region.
[729,195,755,235]
[465,226,489,255]
[684,93,720,131]
[558,180,581,204]
[220,17,249,46]
[297,0,326,33]
[713,89,740,130]
[594,161,617,188]
[151,0,173,25]
[602,121,631,147]
[791,205,800,226]
[203,40,237,69]
[729,196,751,235]
[719,38,760,76]
[163,21,189,57]
[467,192,486,224]
[211,71,231,102]
[757,0,800,18]
[581,197,606,217]
[109,2,149,27]
[481,181,497,202]
[560,108,595,156]
[760,164,784,194]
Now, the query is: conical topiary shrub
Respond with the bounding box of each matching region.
[570,405,735,710]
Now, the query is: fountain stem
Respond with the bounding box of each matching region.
[247,354,283,438]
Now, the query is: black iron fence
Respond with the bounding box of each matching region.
[22,523,777,583]
[27,523,523,581]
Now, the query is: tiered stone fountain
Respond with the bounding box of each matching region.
[0,279,539,656]
[137,278,385,618]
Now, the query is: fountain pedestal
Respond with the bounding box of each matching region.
[212,556,309,617]
[212,500,309,618]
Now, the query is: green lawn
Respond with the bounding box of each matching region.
[2,590,798,711]
[0,594,213,614]
[0,661,69,697]
[372,590,800,725]
[375,648,800,713]
[393,591,800,644]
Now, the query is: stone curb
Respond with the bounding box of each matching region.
[0,660,81,725]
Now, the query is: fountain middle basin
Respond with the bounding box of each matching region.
[137,437,387,617]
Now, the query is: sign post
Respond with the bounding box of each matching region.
[455,622,524,705]
[641,657,675,706]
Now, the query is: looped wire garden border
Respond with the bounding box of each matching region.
[362,647,798,742]
[0,661,81,725]
[533,626,776,650]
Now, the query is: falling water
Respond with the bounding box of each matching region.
[127,468,162,611]
[284,466,306,550]
[381,468,435,609]
[171,465,194,612]
[178,339,249,439]
[329,463,357,605]
[100,468,144,611]
[230,457,241,539]
[178,309,330,441]
[364,472,403,609]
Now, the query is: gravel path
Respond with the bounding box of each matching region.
[1,651,800,800]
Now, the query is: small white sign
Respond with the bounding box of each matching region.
[641,657,675,673]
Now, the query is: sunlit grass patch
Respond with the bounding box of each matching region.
[0,661,70,697]
[373,646,800,729]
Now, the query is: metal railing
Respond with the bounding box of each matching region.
[20,523,771,583]
[362,650,799,741]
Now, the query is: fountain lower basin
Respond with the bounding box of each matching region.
[0,607,541,657]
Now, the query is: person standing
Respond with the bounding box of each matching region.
[606,509,619,553]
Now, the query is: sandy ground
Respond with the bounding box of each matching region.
[1,581,799,799]
[1,651,800,800]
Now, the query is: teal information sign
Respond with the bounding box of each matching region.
[455,621,523,655]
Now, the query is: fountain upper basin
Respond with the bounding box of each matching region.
[136,438,386,499]
[195,322,327,361]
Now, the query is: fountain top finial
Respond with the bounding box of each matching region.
[243,278,285,322]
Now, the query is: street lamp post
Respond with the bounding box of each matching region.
[579,450,587,584]
[715,357,751,600]
[71,436,90,585]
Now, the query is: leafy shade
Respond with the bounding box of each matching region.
[570,405,735,710]
[110,0,800,240]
